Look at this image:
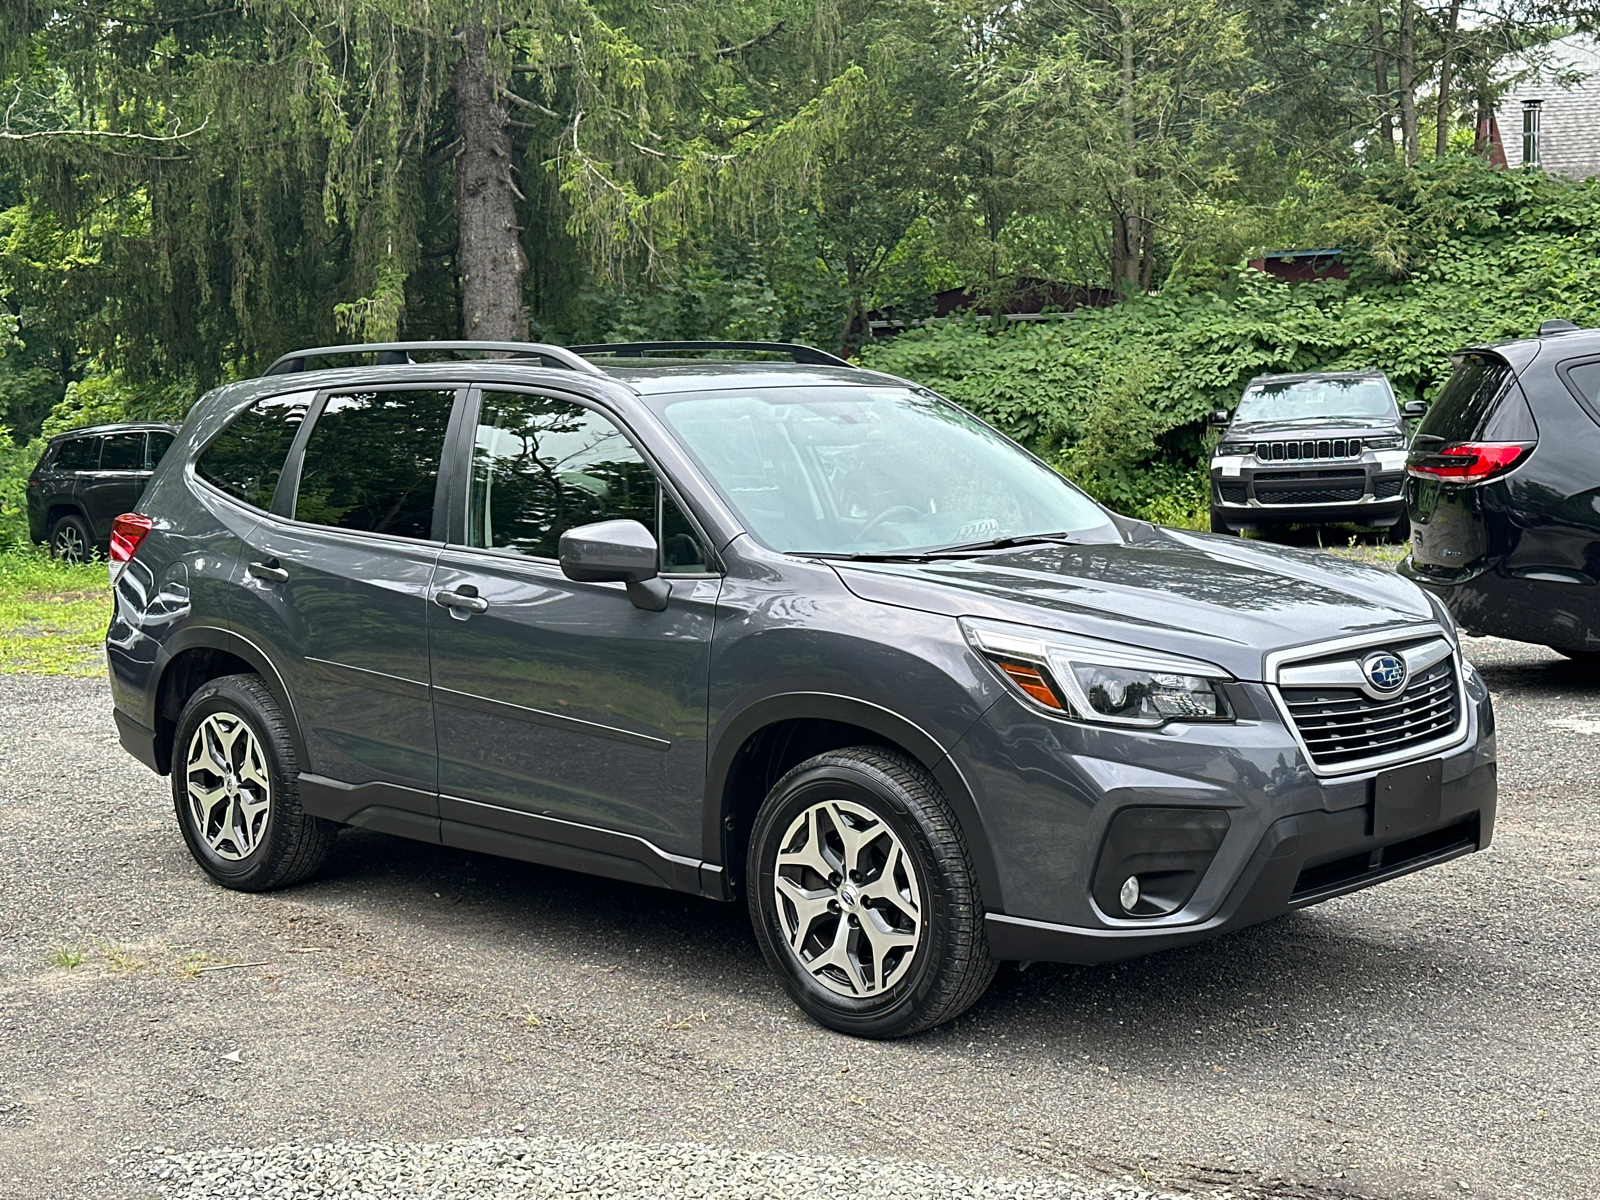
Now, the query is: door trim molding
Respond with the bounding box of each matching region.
[304,656,430,701]
[432,684,671,751]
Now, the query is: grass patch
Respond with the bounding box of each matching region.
[0,547,111,676]
[49,945,86,970]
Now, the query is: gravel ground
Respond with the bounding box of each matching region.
[1,635,1597,1200]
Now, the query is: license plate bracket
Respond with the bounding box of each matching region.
[1371,759,1442,839]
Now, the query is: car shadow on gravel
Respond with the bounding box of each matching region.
[291,823,1481,1059]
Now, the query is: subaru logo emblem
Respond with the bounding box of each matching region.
[1362,652,1407,694]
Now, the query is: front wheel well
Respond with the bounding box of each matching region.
[721,718,909,895]
[152,647,256,774]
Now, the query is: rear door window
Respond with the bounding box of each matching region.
[1414,354,1537,445]
[197,393,313,510]
[293,388,457,540]
[53,438,99,470]
[99,433,145,471]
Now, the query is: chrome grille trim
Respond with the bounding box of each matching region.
[1263,626,1471,776]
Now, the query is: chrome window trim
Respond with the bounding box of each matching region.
[1263,624,1471,777]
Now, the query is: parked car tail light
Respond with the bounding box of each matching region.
[109,513,153,583]
[1407,442,1532,483]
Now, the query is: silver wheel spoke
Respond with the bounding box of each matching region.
[775,807,837,880]
[806,914,868,995]
[774,874,832,953]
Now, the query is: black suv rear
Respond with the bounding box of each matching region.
[1209,370,1422,536]
[1402,321,1600,657]
[27,423,179,561]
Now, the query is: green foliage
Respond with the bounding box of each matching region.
[865,158,1600,519]
[0,545,110,676]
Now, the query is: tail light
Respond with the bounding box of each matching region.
[1407,442,1532,484]
[109,513,153,584]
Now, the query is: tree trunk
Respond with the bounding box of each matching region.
[455,22,528,342]
[1372,9,1393,146]
[1398,0,1418,162]
[1435,0,1463,157]
[1112,6,1141,295]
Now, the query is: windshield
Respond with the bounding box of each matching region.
[653,386,1116,555]
[1235,378,1395,423]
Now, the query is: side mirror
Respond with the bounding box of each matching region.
[559,518,669,611]
[1208,409,1231,428]
[1402,400,1427,419]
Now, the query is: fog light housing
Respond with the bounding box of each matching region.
[1119,875,1141,913]
[1092,807,1231,920]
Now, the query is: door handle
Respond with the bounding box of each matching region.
[248,559,288,583]
[435,588,488,614]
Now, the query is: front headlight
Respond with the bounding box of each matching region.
[1215,442,1254,457]
[1364,434,1405,450]
[962,617,1234,727]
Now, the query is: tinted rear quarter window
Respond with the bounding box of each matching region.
[53,438,99,470]
[197,393,311,510]
[1561,360,1600,425]
[1415,354,1537,445]
[294,389,456,539]
[146,431,175,469]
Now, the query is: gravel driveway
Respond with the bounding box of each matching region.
[1,636,1596,1200]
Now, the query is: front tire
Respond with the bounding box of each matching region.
[747,747,996,1038]
[49,513,92,563]
[1209,509,1238,535]
[171,674,332,891]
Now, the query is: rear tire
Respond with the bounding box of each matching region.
[49,514,92,563]
[171,673,333,892]
[747,747,996,1038]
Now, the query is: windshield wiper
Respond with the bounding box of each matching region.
[920,532,1081,555]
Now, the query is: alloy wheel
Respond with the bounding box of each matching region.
[772,798,923,998]
[53,525,85,563]
[184,713,272,860]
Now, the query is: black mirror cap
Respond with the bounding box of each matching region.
[1402,400,1428,419]
[1208,409,1232,427]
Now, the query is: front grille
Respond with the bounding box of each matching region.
[1280,657,1460,768]
[1373,476,1404,498]
[1257,438,1363,461]
[1219,483,1247,504]
[1259,485,1364,504]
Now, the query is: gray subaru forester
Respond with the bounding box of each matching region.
[106,339,1497,1038]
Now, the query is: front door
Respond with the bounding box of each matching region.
[229,385,462,820]
[428,389,719,866]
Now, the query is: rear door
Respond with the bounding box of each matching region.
[80,432,148,538]
[427,387,719,875]
[229,384,463,824]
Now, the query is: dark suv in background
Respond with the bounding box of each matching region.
[27,422,179,561]
[104,340,1496,1038]
[1403,320,1600,660]
[1209,370,1424,538]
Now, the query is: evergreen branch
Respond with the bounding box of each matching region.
[499,89,562,120]
[0,118,209,143]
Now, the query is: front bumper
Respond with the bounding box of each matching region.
[952,659,1496,963]
[986,762,1493,963]
[1211,456,1406,526]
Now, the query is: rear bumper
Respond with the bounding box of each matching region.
[986,758,1496,964]
[1402,558,1600,653]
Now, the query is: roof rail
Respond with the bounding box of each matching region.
[568,340,854,369]
[262,341,607,378]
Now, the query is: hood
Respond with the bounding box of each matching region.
[831,528,1437,682]
[1226,416,1398,437]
